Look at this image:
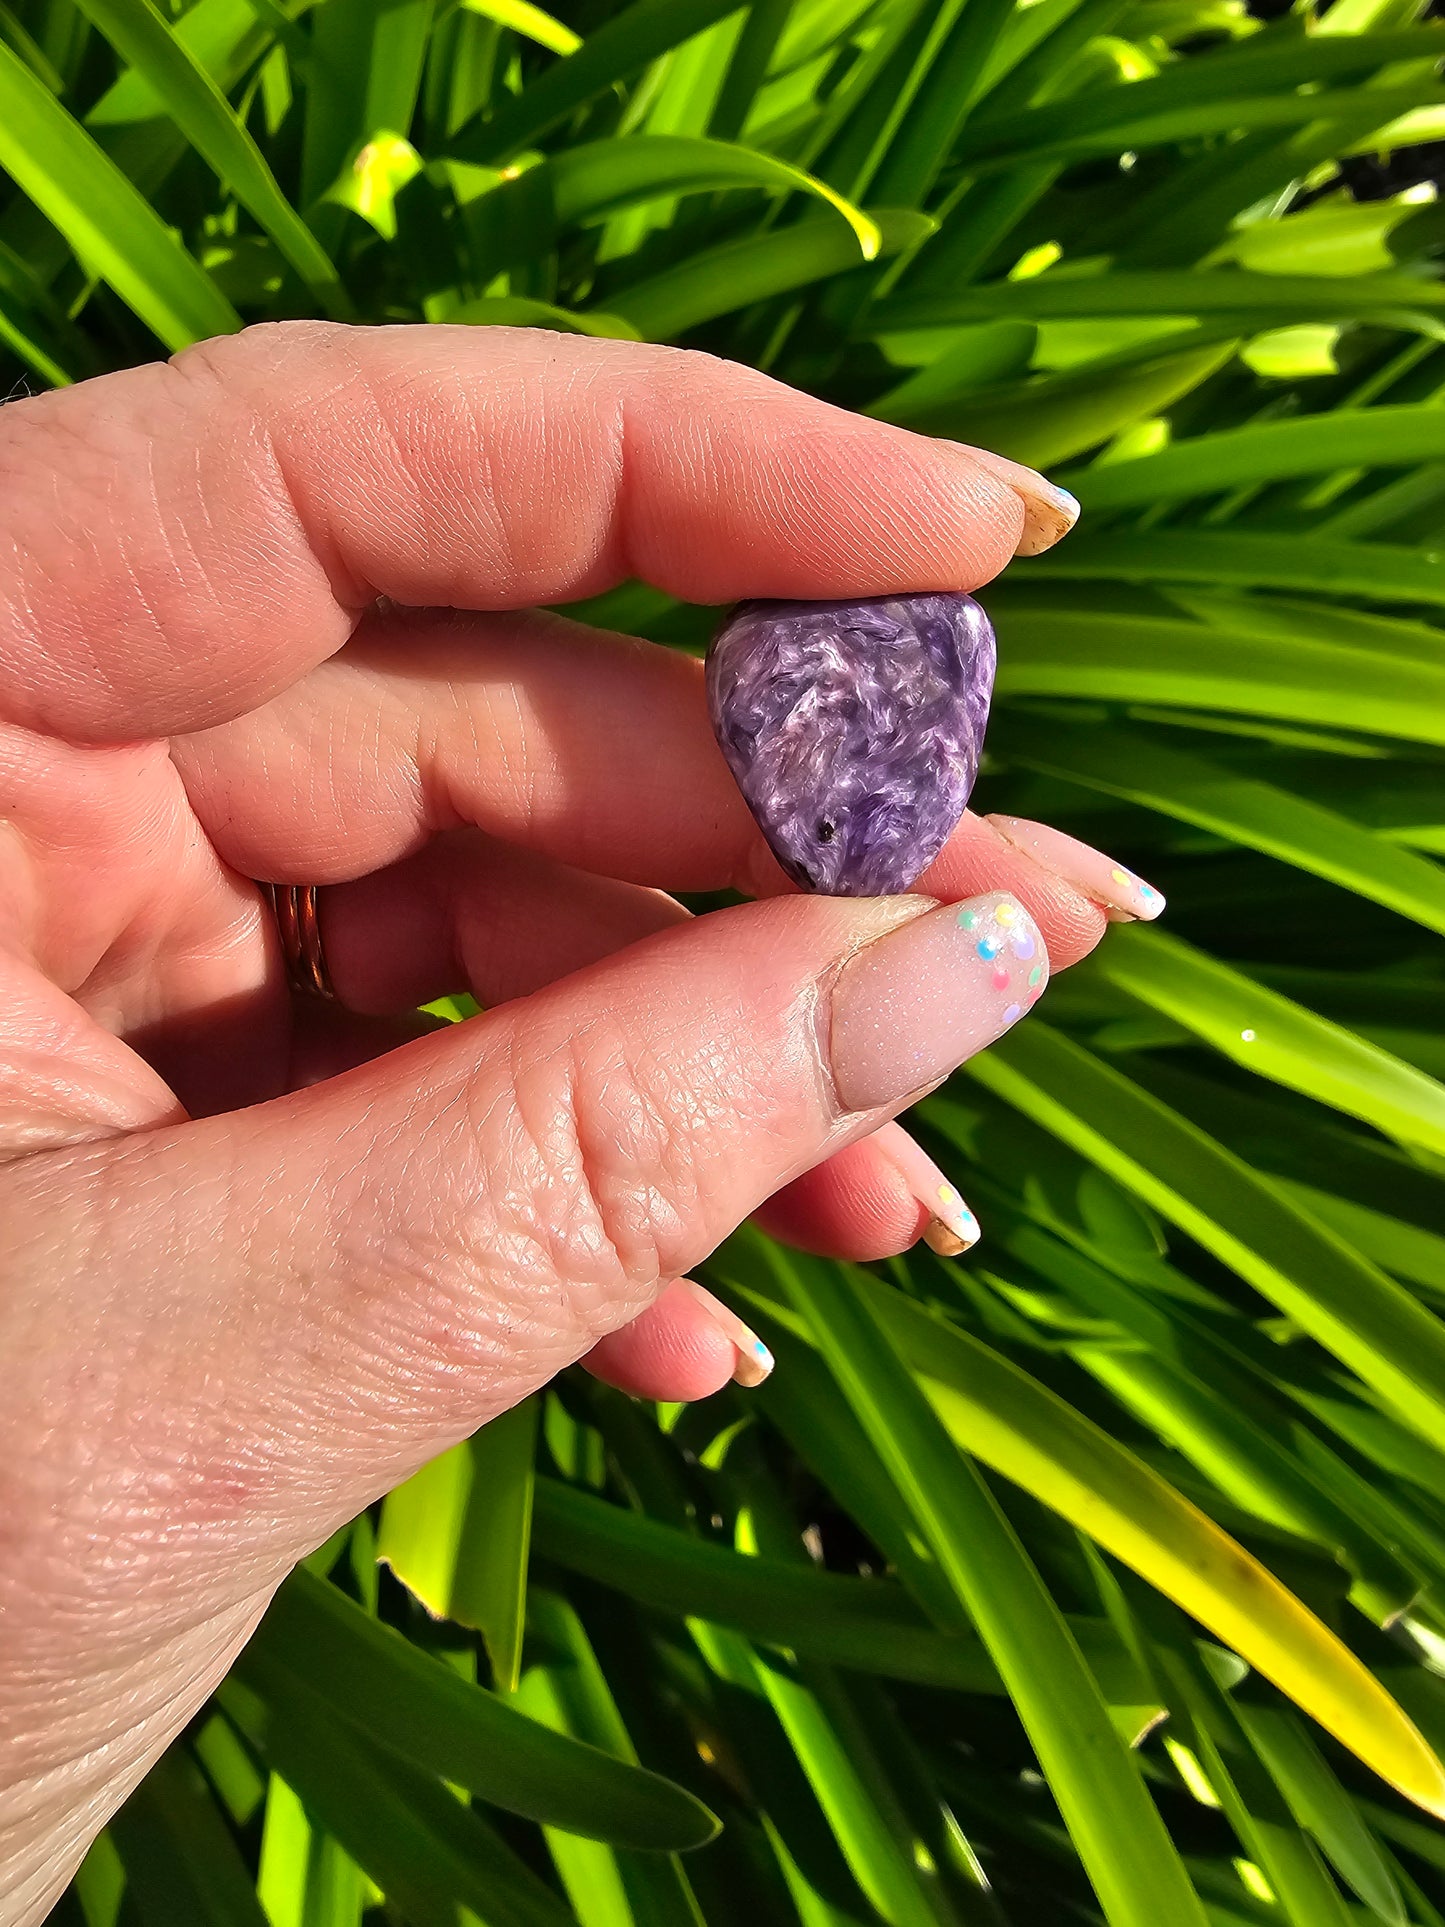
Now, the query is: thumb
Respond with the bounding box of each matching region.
[9,889,1047,1576]
[2,887,1049,1913]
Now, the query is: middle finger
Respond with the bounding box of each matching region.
[173,602,1113,968]
[172,603,773,895]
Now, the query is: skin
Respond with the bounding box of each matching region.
[0,323,1111,1922]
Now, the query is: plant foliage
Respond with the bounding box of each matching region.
[11,0,1445,1919]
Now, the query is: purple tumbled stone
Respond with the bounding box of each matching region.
[706,592,996,897]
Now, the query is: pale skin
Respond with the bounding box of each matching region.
[0,323,1126,1922]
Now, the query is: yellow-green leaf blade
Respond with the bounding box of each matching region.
[0,37,238,348]
[1061,405,1445,507]
[378,1400,537,1692]
[458,0,579,55]
[998,712,1445,938]
[723,1222,1445,1823]
[1093,924,1445,1156]
[968,1023,1445,1474]
[65,0,346,310]
[779,1251,1210,1927]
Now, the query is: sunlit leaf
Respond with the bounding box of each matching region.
[378,1398,538,1691]
[238,1567,720,1849]
[459,0,579,56]
[775,1251,1210,1927]
[0,37,238,346]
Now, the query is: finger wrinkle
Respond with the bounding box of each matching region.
[170,329,374,613]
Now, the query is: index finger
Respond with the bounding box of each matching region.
[0,321,1056,743]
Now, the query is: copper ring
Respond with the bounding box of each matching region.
[264,883,336,1000]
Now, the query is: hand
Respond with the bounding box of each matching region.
[0,322,1155,1920]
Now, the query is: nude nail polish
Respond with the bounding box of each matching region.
[683,1281,775,1388]
[956,446,1081,556]
[871,1120,981,1255]
[989,816,1165,922]
[830,892,1049,1113]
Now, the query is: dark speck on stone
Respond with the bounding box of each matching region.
[706,592,996,897]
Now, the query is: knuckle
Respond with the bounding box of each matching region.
[477,1019,712,1333]
[167,318,351,392]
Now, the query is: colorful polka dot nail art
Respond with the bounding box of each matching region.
[925,1180,982,1256]
[987,816,1166,923]
[683,1281,775,1388]
[830,891,1052,1112]
[871,1122,984,1259]
[954,891,1050,1028]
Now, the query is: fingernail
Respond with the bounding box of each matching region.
[958,446,1081,556]
[872,1120,981,1255]
[830,892,1049,1113]
[684,1281,775,1388]
[989,817,1165,922]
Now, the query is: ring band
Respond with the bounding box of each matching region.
[264,883,336,1000]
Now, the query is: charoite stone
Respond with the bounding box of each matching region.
[706,592,996,897]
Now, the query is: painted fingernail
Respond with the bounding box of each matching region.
[872,1120,981,1255]
[989,816,1165,921]
[830,892,1049,1113]
[957,446,1081,556]
[684,1281,775,1388]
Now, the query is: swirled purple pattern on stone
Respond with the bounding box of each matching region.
[706,592,996,897]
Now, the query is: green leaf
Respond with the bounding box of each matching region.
[322,130,422,240]
[706,0,792,143]
[970,1022,1445,1474]
[915,339,1236,469]
[959,24,1445,153]
[0,37,239,347]
[1062,405,1445,507]
[989,595,1445,747]
[516,1589,706,1927]
[222,1679,579,1927]
[532,1470,1160,1717]
[1153,1627,1357,1927]
[997,712,1445,937]
[451,294,641,337]
[0,0,65,89]
[256,1774,369,1927]
[459,0,579,55]
[301,0,435,209]
[378,1398,538,1691]
[256,1776,314,1927]
[0,282,72,383]
[865,318,1039,419]
[1069,1334,1416,1617]
[872,268,1445,331]
[1016,529,1445,609]
[607,207,934,339]
[776,1250,1210,1927]
[1237,1699,1408,1922]
[451,0,747,161]
[71,1832,126,1927]
[956,75,1445,170]
[238,1566,720,1849]
[865,0,1019,206]
[193,1712,267,1828]
[86,0,274,131]
[65,0,346,310]
[449,134,881,258]
[110,1745,269,1926]
[706,1625,960,1927]
[717,1225,1439,1811]
[1090,923,1445,1156]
